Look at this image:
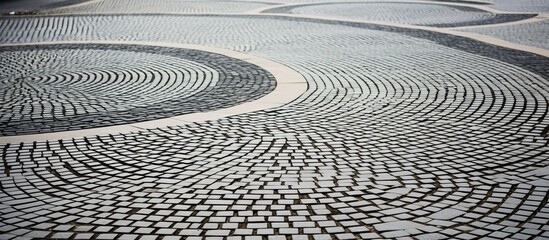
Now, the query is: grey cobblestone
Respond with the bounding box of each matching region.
[0,44,275,135]
[47,0,272,14]
[460,20,549,50]
[0,0,548,239]
[263,2,535,27]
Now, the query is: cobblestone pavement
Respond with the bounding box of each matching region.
[450,0,549,51]
[462,0,549,12]
[0,0,548,239]
[45,0,274,14]
[459,19,549,50]
[0,44,275,135]
[262,2,535,27]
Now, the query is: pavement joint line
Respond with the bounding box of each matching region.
[0,40,307,143]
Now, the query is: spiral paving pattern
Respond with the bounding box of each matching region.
[0,0,548,239]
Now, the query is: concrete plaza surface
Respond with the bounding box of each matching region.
[0,0,548,239]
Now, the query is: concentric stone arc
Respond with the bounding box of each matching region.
[262,2,536,27]
[0,0,548,239]
[0,43,276,136]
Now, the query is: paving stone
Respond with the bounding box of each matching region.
[0,44,276,136]
[429,208,466,220]
[0,1,548,240]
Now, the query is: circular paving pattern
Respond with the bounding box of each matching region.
[0,43,276,136]
[0,1,548,239]
[263,2,536,27]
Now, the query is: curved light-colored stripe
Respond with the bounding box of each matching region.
[261,13,549,56]
[1,12,546,143]
[51,0,106,11]
[253,1,511,15]
[7,12,545,55]
[451,13,549,30]
[0,41,307,143]
[250,2,546,52]
[38,0,510,15]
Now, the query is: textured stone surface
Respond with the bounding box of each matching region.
[263,2,535,27]
[0,0,548,239]
[464,0,549,12]
[0,44,276,135]
[460,19,549,50]
[46,0,273,14]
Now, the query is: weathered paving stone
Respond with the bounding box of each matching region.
[0,0,548,239]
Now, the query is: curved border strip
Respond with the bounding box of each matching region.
[33,0,511,16]
[3,13,546,54]
[260,13,549,57]
[0,13,546,143]
[257,1,538,28]
[451,12,548,29]
[0,40,307,143]
[255,0,509,14]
